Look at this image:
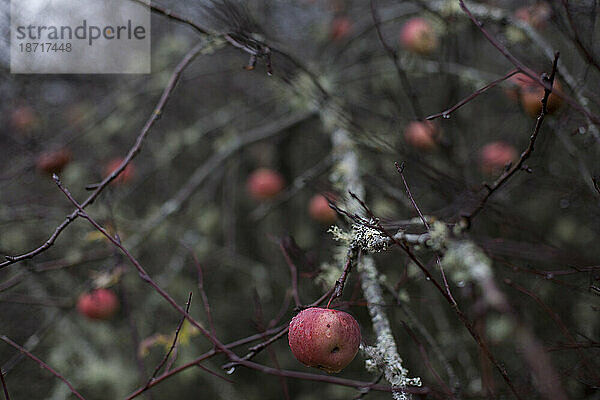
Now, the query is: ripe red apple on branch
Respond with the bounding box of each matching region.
[399,17,438,55]
[288,307,361,373]
[77,288,119,320]
[246,168,285,201]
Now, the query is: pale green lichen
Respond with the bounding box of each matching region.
[425,220,449,251]
[443,241,493,283]
[359,258,421,400]
[314,261,342,289]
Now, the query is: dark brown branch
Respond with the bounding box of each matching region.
[394,162,457,306]
[427,69,519,120]
[0,336,86,400]
[327,247,359,308]
[279,238,301,308]
[126,325,286,399]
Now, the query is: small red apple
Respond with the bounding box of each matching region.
[36,147,72,175]
[404,121,439,150]
[515,3,551,30]
[309,194,337,224]
[11,106,38,133]
[479,141,518,175]
[399,17,438,55]
[331,16,352,41]
[104,157,135,184]
[288,307,361,373]
[77,288,119,320]
[246,168,285,201]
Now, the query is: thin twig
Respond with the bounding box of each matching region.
[0,368,10,400]
[188,250,216,340]
[148,292,193,383]
[593,177,600,196]
[370,0,423,120]
[279,238,301,308]
[0,336,86,400]
[327,247,359,308]
[427,69,519,120]
[126,325,285,399]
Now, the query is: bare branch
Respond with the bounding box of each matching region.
[0,336,86,400]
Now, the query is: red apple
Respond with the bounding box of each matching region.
[504,73,563,117]
[399,17,438,55]
[404,121,439,150]
[309,194,337,224]
[105,157,135,184]
[479,141,518,175]
[246,168,285,201]
[36,147,72,175]
[519,78,563,118]
[288,307,361,373]
[77,288,119,320]
[11,106,38,133]
[515,3,551,30]
[331,16,352,41]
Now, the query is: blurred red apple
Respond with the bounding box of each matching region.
[504,73,563,117]
[399,17,438,55]
[479,141,518,175]
[77,288,119,320]
[246,168,285,201]
[331,16,352,41]
[105,157,135,184]
[309,194,337,224]
[404,121,439,150]
[36,148,72,175]
[288,307,361,373]
[520,78,563,118]
[515,3,551,30]
[11,106,38,133]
